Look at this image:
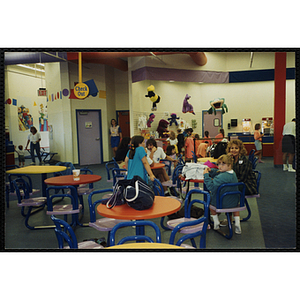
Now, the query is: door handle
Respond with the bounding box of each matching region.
[95,137,100,140]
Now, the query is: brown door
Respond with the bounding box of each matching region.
[117,110,130,138]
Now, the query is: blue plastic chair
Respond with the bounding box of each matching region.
[105,158,119,182]
[87,189,127,247]
[191,151,198,163]
[152,178,182,231]
[167,189,211,249]
[46,185,83,227]
[7,173,41,209]
[54,162,75,176]
[241,170,261,222]
[50,216,104,249]
[209,182,246,239]
[109,220,162,246]
[12,178,47,230]
[112,168,127,186]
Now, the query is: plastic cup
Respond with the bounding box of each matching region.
[73,169,80,181]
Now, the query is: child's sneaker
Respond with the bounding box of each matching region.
[235,226,242,234]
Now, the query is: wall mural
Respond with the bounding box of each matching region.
[18,105,33,131]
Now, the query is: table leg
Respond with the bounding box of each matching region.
[41,173,47,197]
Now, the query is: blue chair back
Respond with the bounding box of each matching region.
[253,170,261,193]
[152,178,165,196]
[112,168,127,186]
[12,178,30,202]
[191,151,197,163]
[80,167,93,188]
[169,189,211,248]
[87,189,114,223]
[46,186,79,211]
[54,162,75,176]
[105,158,119,181]
[216,182,246,209]
[109,220,162,246]
[8,173,34,194]
[50,215,78,248]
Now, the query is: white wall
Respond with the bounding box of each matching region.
[5,67,49,149]
[130,52,295,137]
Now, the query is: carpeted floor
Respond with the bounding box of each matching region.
[4,156,296,250]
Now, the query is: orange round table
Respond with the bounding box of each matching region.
[97,196,181,220]
[98,196,181,238]
[151,163,166,170]
[179,175,206,201]
[44,174,102,186]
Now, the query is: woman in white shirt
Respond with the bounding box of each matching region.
[25,126,42,165]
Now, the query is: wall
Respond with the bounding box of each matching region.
[5,67,49,149]
[130,52,295,137]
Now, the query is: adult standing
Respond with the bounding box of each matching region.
[110,118,122,157]
[25,126,42,165]
[282,118,296,172]
[214,128,225,143]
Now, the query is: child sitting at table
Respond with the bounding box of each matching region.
[14,145,25,167]
[146,139,177,194]
[124,135,155,183]
[203,154,242,234]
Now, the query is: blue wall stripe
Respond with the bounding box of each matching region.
[229,68,295,83]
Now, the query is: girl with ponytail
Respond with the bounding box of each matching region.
[125,135,155,183]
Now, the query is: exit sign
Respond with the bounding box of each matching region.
[38,88,47,96]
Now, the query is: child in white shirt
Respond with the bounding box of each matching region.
[15,145,25,167]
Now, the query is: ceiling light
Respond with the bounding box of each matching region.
[17,64,45,72]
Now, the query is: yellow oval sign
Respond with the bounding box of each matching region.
[74,83,89,99]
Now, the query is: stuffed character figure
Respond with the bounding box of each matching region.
[145,85,160,111]
[138,115,147,130]
[168,113,180,126]
[208,98,228,115]
[147,113,155,127]
[156,119,170,138]
[182,94,195,115]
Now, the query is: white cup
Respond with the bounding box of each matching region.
[72,169,80,181]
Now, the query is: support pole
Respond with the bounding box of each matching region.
[273,52,286,167]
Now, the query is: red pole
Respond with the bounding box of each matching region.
[273,52,286,166]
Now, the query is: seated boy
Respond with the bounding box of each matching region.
[203,154,242,234]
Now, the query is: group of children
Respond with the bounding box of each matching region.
[122,132,259,235]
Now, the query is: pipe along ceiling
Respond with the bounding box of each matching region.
[5,52,207,72]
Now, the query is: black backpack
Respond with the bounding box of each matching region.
[213,142,228,158]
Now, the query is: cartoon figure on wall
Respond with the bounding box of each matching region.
[147,113,155,128]
[168,113,180,126]
[18,105,33,131]
[145,85,160,111]
[156,119,170,138]
[39,104,49,131]
[182,94,195,115]
[208,98,228,115]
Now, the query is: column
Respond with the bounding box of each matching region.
[273,52,286,167]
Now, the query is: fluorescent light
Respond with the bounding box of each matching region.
[169,80,174,82]
[17,64,45,72]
